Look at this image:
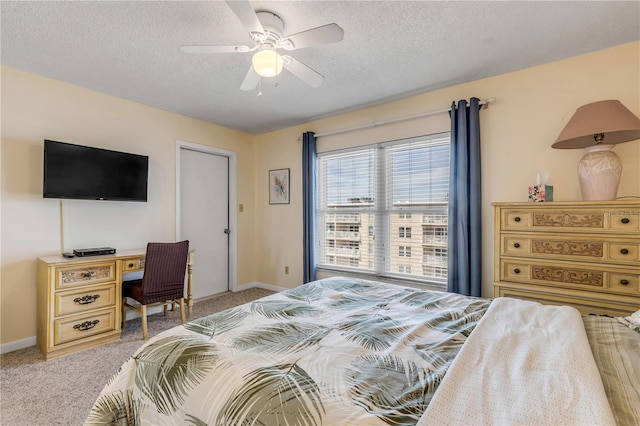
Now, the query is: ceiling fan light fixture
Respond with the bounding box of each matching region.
[252,48,283,77]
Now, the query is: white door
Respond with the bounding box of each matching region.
[180,148,229,298]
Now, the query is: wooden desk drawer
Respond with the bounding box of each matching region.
[122,258,144,272]
[54,283,117,317]
[54,308,116,345]
[56,262,116,289]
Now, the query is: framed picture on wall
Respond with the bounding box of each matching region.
[269,168,290,205]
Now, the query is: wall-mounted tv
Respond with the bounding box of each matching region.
[43,139,148,202]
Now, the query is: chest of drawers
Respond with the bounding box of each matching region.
[36,249,154,359]
[493,201,640,316]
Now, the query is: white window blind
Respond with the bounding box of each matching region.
[317,132,450,287]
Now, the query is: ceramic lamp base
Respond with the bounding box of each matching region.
[577,144,621,201]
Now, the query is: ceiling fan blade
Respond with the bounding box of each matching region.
[180,45,252,54]
[240,66,259,91]
[280,23,344,50]
[225,0,264,35]
[283,55,324,88]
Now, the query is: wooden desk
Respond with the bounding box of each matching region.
[36,248,195,360]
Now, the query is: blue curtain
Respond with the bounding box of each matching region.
[447,98,482,296]
[302,131,317,283]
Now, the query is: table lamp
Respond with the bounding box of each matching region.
[552,100,640,200]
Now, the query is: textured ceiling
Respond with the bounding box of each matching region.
[2,1,639,135]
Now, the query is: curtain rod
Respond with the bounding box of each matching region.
[311,97,495,139]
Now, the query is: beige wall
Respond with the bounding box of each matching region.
[2,41,639,348]
[254,41,640,296]
[1,67,256,345]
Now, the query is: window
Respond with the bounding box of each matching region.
[423,227,448,243]
[399,246,411,257]
[423,266,447,278]
[423,247,447,267]
[316,133,449,287]
[399,226,412,238]
[398,265,411,274]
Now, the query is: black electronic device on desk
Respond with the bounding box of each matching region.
[73,247,116,257]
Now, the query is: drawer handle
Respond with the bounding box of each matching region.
[128,262,135,268]
[73,320,99,331]
[514,243,521,248]
[514,268,521,274]
[621,218,630,224]
[620,279,629,286]
[73,294,100,305]
[620,248,629,255]
[82,271,96,278]
[514,217,521,222]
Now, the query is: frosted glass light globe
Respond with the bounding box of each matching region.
[252,49,283,77]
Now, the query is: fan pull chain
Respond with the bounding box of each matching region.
[258,77,262,97]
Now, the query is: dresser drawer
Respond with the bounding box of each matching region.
[609,273,640,294]
[502,259,606,288]
[54,283,117,317]
[608,242,640,262]
[56,262,116,289]
[500,259,640,295]
[501,234,639,265]
[494,285,638,316]
[54,308,116,345]
[502,210,533,230]
[609,209,640,232]
[500,207,640,234]
[493,202,640,317]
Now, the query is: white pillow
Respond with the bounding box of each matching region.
[617,309,640,333]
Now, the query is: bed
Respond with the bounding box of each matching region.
[85,277,639,425]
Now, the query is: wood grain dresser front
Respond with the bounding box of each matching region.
[493,200,640,316]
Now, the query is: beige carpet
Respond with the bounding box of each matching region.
[0,288,275,426]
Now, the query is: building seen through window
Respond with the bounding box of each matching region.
[317,133,450,287]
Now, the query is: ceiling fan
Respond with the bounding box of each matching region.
[181,0,344,91]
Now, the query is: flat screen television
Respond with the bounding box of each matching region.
[43,139,148,202]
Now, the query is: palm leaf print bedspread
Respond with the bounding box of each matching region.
[86,277,491,425]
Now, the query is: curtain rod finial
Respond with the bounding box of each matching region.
[483,97,496,109]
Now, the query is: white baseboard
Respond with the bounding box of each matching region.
[235,281,289,293]
[0,336,36,355]
[0,282,288,355]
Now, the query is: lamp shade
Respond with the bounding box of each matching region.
[552,100,640,149]
[252,48,283,78]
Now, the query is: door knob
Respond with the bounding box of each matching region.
[224,229,231,234]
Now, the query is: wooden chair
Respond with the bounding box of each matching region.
[122,240,189,339]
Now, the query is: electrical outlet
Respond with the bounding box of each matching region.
[285,266,289,274]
